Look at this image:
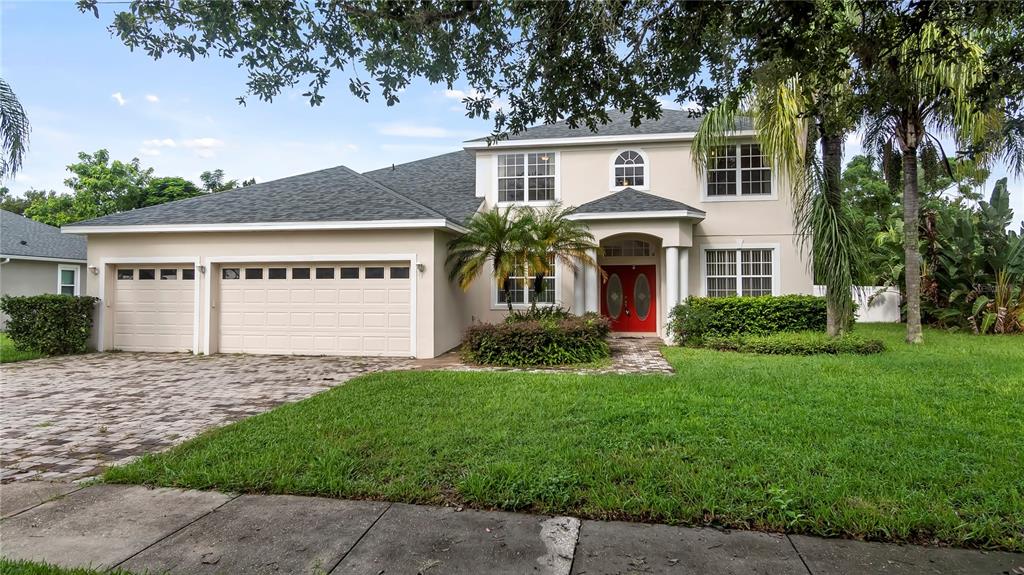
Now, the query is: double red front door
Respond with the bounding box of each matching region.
[601,265,657,332]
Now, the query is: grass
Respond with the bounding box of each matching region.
[0,332,45,363]
[0,558,137,575]
[105,324,1024,551]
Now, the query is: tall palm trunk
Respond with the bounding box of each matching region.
[901,139,924,344]
[821,131,848,337]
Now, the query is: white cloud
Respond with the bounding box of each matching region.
[377,122,455,139]
[145,94,160,103]
[657,97,699,111]
[181,137,226,158]
[345,143,359,152]
[139,148,161,157]
[142,138,177,148]
[111,92,126,106]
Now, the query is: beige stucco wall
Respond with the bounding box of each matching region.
[470,140,813,327]
[0,259,88,329]
[83,229,452,358]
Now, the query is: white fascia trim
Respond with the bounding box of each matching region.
[206,254,418,264]
[464,130,757,150]
[0,254,87,264]
[568,210,705,221]
[62,219,468,235]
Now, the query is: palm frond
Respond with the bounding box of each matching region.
[0,77,30,180]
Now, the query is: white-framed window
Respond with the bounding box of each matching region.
[495,255,557,306]
[611,149,647,189]
[704,248,776,297]
[57,265,80,296]
[497,152,556,204]
[705,143,772,198]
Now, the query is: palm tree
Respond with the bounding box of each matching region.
[447,205,600,312]
[693,73,860,337]
[519,204,600,308]
[859,22,992,344]
[0,77,30,180]
[447,207,533,312]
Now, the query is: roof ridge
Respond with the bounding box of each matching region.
[337,165,451,222]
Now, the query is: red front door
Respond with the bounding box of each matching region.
[601,265,657,332]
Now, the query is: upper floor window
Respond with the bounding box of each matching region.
[497,152,556,203]
[706,143,772,198]
[613,150,646,188]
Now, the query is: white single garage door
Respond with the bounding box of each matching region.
[217,262,412,356]
[112,265,196,352]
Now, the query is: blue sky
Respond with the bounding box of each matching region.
[3,1,1022,228]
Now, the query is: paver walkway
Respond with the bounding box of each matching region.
[0,353,414,482]
[1,482,1020,574]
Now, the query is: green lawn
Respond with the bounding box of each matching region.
[0,332,44,363]
[0,558,137,575]
[105,324,1024,551]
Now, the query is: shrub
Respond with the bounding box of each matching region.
[668,295,828,345]
[0,294,98,356]
[463,313,611,367]
[703,331,885,355]
[505,305,574,324]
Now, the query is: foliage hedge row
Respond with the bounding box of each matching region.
[703,331,885,355]
[0,295,98,355]
[669,295,828,345]
[463,312,611,367]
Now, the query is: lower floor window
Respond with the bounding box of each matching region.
[497,256,556,305]
[705,248,774,297]
[58,266,79,295]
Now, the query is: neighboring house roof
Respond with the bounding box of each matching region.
[573,188,705,216]
[65,165,462,229]
[1,210,87,261]
[467,109,753,142]
[363,150,482,224]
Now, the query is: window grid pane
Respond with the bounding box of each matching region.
[614,151,645,187]
[740,144,771,195]
[496,256,556,305]
[741,249,773,296]
[707,146,737,196]
[705,250,738,297]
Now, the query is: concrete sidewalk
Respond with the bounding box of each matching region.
[1,482,1020,575]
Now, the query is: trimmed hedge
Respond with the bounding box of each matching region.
[703,331,885,355]
[0,294,98,356]
[669,295,828,345]
[462,313,611,367]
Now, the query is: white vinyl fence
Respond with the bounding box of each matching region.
[813,285,902,323]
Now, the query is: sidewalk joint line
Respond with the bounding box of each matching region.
[112,489,242,569]
[327,501,393,575]
[786,534,814,575]
[567,518,583,575]
[1,482,88,521]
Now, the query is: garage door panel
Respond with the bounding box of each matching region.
[218,261,412,356]
[113,265,195,353]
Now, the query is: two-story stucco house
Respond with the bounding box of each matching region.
[63,110,813,358]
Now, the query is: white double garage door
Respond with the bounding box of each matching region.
[111,261,413,356]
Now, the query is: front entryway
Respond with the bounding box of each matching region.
[601,265,657,332]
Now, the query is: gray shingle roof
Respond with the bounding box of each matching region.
[574,188,705,216]
[1,210,87,260]
[363,150,482,224]
[68,165,453,227]
[469,109,753,142]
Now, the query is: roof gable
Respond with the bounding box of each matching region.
[573,188,704,216]
[1,210,87,260]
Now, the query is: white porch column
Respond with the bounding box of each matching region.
[679,247,690,301]
[573,265,586,314]
[584,248,599,313]
[665,246,680,310]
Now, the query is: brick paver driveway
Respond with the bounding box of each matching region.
[1,353,414,483]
